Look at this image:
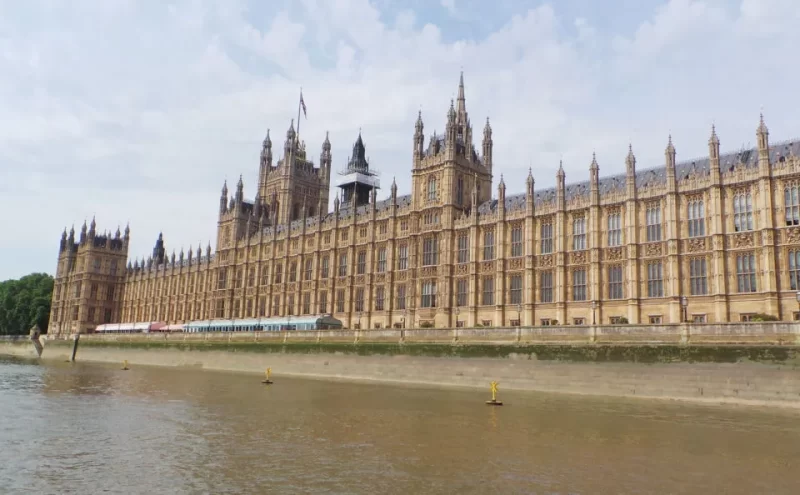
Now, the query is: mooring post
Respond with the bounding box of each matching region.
[70,333,80,362]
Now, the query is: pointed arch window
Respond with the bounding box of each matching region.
[427,177,437,202]
[687,199,705,238]
[733,192,753,232]
[456,176,464,205]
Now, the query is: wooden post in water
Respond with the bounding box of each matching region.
[70,333,80,362]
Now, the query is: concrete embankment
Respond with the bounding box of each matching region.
[4,323,800,408]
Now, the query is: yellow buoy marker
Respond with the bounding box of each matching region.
[121,360,130,371]
[262,367,273,384]
[485,380,503,406]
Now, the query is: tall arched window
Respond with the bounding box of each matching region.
[456,176,464,205]
[428,176,437,202]
[733,192,753,232]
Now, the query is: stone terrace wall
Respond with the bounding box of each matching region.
[55,322,800,346]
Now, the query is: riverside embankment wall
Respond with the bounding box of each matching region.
[4,323,800,408]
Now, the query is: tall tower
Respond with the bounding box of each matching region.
[336,131,380,207]
[49,218,130,335]
[411,72,492,212]
[258,119,332,225]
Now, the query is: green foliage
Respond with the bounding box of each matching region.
[749,313,779,322]
[0,273,54,335]
[617,317,629,324]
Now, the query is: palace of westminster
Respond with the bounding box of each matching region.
[48,74,800,335]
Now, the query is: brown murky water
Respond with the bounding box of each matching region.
[1,356,799,494]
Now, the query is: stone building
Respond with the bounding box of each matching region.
[48,74,800,335]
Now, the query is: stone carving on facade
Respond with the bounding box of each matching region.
[605,247,624,261]
[732,232,754,249]
[395,271,407,281]
[785,227,800,244]
[337,276,347,285]
[355,275,365,284]
[509,258,524,270]
[481,261,495,273]
[687,238,706,253]
[539,255,553,267]
[570,251,587,265]
[374,273,385,283]
[302,281,314,290]
[455,263,468,275]
[420,266,437,277]
[287,283,296,292]
[644,242,663,257]
[318,280,328,289]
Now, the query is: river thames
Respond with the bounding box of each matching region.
[1,356,799,494]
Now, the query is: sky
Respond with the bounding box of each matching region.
[1,0,798,281]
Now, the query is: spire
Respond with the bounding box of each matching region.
[665,134,676,172]
[61,228,67,241]
[526,168,535,198]
[391,176,397,197]
[124,223,130,240]
[206,242,211,258]
[115,226,121,239]
[590,151,599,172]
[483,117,491,138]
[222,180,228,196]
[456,71,466,118]
[757,111,768,136]
[89,216,96,235]
[264,129,272,148]
[709,123,719,145]
[236,174,243,199]
[323,130,331,151]
[625,143,636,174]
[415,110,423,132]
[287,119,296,139]
[557,160,565,179]
[666,134,675,156]
[447,99,456,123]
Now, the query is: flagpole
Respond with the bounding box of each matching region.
[296,88,302,145]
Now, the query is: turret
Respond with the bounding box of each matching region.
[260,130,272,169]
[88,216,96,239]
[757,112,770,175]
[414,111,424,161]
[220,180,228,214]
[625,144,637,197]
[526,168,535,215]
[391,176,398,203]
[235,175,244,205]
[79,220,87,244]
[709,124,721,184]
[482,118,493,175]
[152,233,166,264]
[556,161,566,210]
[320,131,332,180]
[498,175,506,211]
[665,135,676,190]
[590,153,600,204]
[284,119,296,173]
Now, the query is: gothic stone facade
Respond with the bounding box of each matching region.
[48,76,800,335]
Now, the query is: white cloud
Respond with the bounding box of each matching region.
[1,0,799,280]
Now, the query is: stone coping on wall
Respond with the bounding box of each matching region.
[46,322,800,346]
